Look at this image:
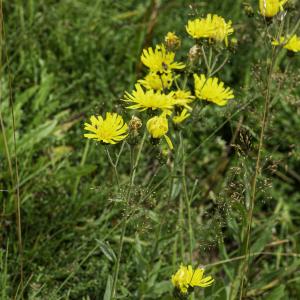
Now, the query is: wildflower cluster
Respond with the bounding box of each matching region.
[84,13,236,149]
[122,14,236,149]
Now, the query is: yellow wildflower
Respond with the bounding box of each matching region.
[173,89,195,109]
[194,74,234,106]
[84,113,128,144]
[141,44,185,73]
[146,114,173,149]
[165,32,181,49]
[210,15,234,46]
[259,0,288,18]
[186,17,214,39]
[138,72,173,90]
[272,35,300,52]
[173,108,190,124]
[171,265,214,294]
[124,84,175,112]
[186,14,234,46]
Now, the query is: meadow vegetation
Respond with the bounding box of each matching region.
[1,0,300,299]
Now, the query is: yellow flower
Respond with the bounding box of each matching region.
[84,113,128,144]
[194,74,234,106]
[141,44,185,73]
[211,15,234,46]
[171,265,214,294]
[173,89,195,109]
[186,14,234,46]
[124,84,175,112]
[186,17,214,39]
[173,108,190,124]
[165,32,181,49]
[259,0,288,17]
[138,72,173,90]
[272,35,300,52]
[146,114,173,149]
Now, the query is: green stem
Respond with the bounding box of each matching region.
[105,146,120,189]
[111,134,145,299]
[131,131,146,185]
[201,46,211,76]
[111,218,127,300]
[72,140,90,201]
[180,133,193,263]
[237,48,277,300]
[179,193,185,262]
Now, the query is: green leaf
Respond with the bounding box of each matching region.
[264,285,285,300]
[32,72,54,111]
[58,165,97,179]
[16,120,58,154]
[250,221,274,255]
[103,275,113,300]
[96,240,116,262]
[152,281,172,296]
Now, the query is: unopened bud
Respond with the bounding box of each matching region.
[188,44,201,62]
[129,116,142,132]
[243,3,254,17]
[165,32,181,50]
[127,116,142,145]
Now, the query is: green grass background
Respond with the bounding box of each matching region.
[1,0,300,299]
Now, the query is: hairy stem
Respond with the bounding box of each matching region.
[105,146,120,189]
[111,134,145,299]
[238,47,277,300]
[180,133,193,263]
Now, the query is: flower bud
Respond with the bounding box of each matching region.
[188,44,201,63]
[146,114,173,149]
[127,116,142,145]
[129,115,142,132]
[243,3,254,17]
[165,32,181,50]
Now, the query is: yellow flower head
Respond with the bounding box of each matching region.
[146,114,173,149]
[173,89,195,109]
[211,15,234,46]
[138,71,173,91]
[194,74,234,106]
[165,32,181,49]
[186,14,234,46]
[141,44,185,73]
[186,17,214,39]
[171,265,214,294]
[272,35,300,52]
[124,84,175,112]
[84,113,128,144]
[173,108,190,124]
[259,0,288,17]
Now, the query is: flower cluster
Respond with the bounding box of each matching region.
[171,265,214,295]
[84,14,236,147]
[122,14,236,149]
[83,12,237,150]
